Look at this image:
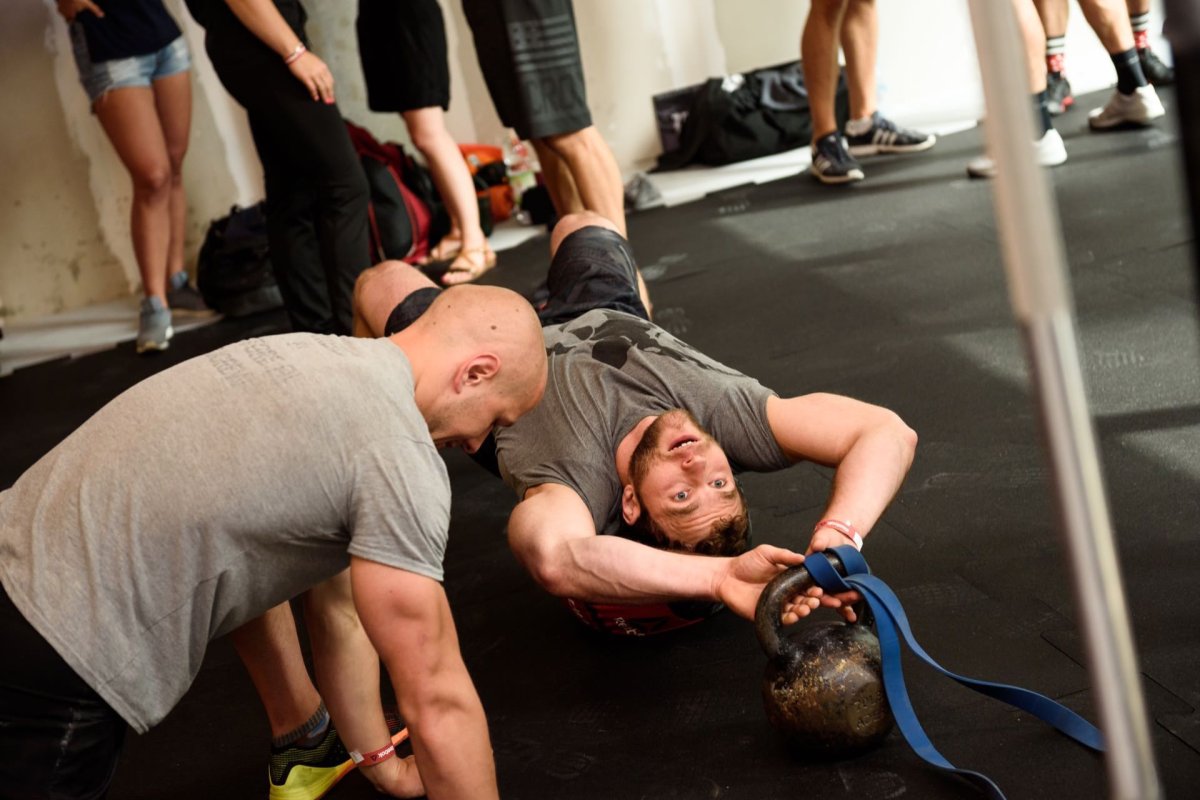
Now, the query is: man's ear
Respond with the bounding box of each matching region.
[454,353,501,392]
[620,483,642,525]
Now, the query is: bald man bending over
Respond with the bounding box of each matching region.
[0,284,546,800]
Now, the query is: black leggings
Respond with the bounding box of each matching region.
[0,585,127,799]
[203,5,370,335]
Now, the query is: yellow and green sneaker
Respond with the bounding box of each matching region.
[268,725,354,800]
[268,713,410,800]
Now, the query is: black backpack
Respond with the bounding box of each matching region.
[345,120,437,264]
[196,202,284,317]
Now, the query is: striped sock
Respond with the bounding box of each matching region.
[1046,35,1067,75]
[1130,11,1151,51]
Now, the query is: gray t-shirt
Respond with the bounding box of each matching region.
[0,333,449,733]
[496,310,790,534]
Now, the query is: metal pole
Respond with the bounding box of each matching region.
[1163,1,1200,294]
[965,2,1161,798]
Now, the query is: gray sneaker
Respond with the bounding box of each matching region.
[166,271,213,315]
[1088,85,1165,130]
[137,296,173,354]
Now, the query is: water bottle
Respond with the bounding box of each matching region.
[503,131,537,224]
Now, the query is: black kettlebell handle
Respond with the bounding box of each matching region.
[754,550,851,661]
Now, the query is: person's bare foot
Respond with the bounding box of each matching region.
[440,246,497,286]
[421,234,463,265]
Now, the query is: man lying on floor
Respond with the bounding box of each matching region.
[354,210,919,635]
[0,284,547,800]
[229,211,919,800]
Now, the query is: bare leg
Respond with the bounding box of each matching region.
[530,140,584,222]
[353,259,439,337]
[548,210,622,259]
[840,0,879,121]
[533,127,626,237]
[229,602,322,739]
[801,0,851,142]
[94,87,173,302]
[1076,0,1135,53]
[1017,0,1049,93]
[402,107,494,284]
[152,71,191,282]
[1033,0,1070,38]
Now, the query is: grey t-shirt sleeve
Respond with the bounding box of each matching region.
[345,436,451,581]
[699,379,792,474]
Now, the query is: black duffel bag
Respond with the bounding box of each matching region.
[655,61,849,171]
[196,202,284,317]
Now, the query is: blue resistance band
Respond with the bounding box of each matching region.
[804,545,1105,799]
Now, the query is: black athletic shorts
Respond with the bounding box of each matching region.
[460,0,593,139]
[383,226,646,337]
[357,0,450,113]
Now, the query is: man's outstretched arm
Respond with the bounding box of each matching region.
[507,482,810,619]
[350,557,498,800]
[766,393,917,552]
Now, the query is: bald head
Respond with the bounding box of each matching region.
[394,284,547,451]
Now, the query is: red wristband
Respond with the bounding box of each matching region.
[813,518,863,550]
[350,741,395,766]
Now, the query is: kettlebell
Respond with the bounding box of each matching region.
[754,551,894,758]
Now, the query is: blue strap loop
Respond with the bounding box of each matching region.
[802,545,1104,799]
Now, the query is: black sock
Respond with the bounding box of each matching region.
[1111,48,1148,94]
[271,701,331,750]
[1034,91,1052,136]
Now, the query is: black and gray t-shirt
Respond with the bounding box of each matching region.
[496,310,790,534]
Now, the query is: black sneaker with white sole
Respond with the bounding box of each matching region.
[1139,48,1174,87]
[844,112,936,156]
[809,133,864,185]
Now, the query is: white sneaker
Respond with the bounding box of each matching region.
[966,128,1067,179]
[1088,85,1165,130]
[1035,127,1068,166]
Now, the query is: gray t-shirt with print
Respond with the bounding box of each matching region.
[495,309,790,534]
[0,333,449,733]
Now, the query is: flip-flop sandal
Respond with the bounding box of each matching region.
[441,246,497,286]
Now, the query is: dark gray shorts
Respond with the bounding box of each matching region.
[460,0,593,140]
[383,227,646,336]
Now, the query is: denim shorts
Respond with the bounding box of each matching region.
[70,30,191,105]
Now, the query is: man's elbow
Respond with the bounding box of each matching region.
[884,410,919,467]
[511,540,575,598]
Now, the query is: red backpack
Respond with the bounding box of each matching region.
[345,120,432,265]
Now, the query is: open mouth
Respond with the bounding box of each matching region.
[668,436,699,452]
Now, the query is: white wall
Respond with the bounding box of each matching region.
[0,0,1170,321]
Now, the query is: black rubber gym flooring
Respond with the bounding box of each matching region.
[3,88,1198,799]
